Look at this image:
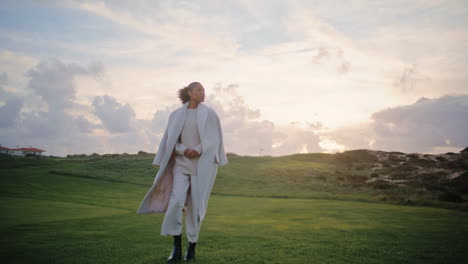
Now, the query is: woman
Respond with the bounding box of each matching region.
[137,82,228,262]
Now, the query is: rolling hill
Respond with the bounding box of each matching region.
[1,149,468,263]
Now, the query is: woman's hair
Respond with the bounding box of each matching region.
[178,82,201,104]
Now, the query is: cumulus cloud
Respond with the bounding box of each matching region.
[203,83,324,156]
[324,94,468,153]
[3,57,466,156]
[150,104,181,132]
[25,59,104,110]
[1,57,172,156]
[141,83,325,156]
[92,95,136,133]
[0,97,23,128]
[0,59,105,155]
[0,58,167,156]
[272,121,323,155]
[2,1,467,157]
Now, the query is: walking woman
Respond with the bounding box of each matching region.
[137,82,228,262]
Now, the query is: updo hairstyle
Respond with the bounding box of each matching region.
[178,82,201,104]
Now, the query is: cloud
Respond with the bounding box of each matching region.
[0,51,38,96]
[0,57,173,156]
[272,121,324,155]
[0,57,162,156]
[141,83,325,156]
[2,2,467,156]
[202,83,324,156]
[313,46,331,62]
[393,64,430,93]
[70,0,239,60]
[25,59,104,110]
[150,104,180,131]
[0,72,7,85]
[3,56,466,156]
[0,96,23,128]
[92,95,137,133]
[0,58,104,155]
[324,94,468,153]
[337,60,351,74]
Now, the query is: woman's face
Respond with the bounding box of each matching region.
[189,84,205,103]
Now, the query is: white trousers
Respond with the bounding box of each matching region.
[160,169,202,243]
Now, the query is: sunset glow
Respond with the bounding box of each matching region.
[1,0,467,156]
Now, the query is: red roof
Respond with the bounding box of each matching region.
[1,147,46,152]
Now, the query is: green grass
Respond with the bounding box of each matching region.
[1,155,467,263]
[20,153,467,209]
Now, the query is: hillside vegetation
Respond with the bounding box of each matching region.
[1,150,468,263]
[3,148,466,210]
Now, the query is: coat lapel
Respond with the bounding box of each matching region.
[172,102,189,143]
[197,103,208,140]
[172,102,207,144]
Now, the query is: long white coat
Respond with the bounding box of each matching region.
[137,102,228,222]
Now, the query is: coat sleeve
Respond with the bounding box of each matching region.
[175,134,187,155]
[152,113,173,166]
[215,113,228,166]
[193,143,202,154]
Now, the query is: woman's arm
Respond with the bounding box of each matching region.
[193,144,202,155]
[175,140,187,155]
[215,113,228,166]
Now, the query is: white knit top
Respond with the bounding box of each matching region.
[174,108,202,175]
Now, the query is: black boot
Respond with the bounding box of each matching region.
[183,241,196,261]
[167,234,182,263]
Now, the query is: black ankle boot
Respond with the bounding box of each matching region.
[167,234,182,263]
[183,241,196,261]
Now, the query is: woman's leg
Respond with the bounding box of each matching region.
[183,175,201,261]
[161,171,191,236]
[185,175,203,243]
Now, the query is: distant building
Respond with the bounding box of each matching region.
[0,146,12,155]
[461,147,468,155]
[0,145,46,156]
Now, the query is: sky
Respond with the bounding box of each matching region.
[0,0,467,157]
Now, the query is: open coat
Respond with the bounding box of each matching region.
[137,102,228,222]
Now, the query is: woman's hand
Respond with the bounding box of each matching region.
[183,148,201,158]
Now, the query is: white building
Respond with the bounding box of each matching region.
[0,146,46,156]
[0,146,12,155]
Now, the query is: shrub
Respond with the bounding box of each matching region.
[426,184,445,192]
[438,191,464,203]
[354,164,367,170]
[398,164,418,172]
[443,159,468,170]
[371,179,392,189]
[316,175,327,181]
[381,161,391,168]
[447,171,468,194]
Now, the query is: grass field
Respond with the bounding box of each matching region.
[1,154,467,263]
